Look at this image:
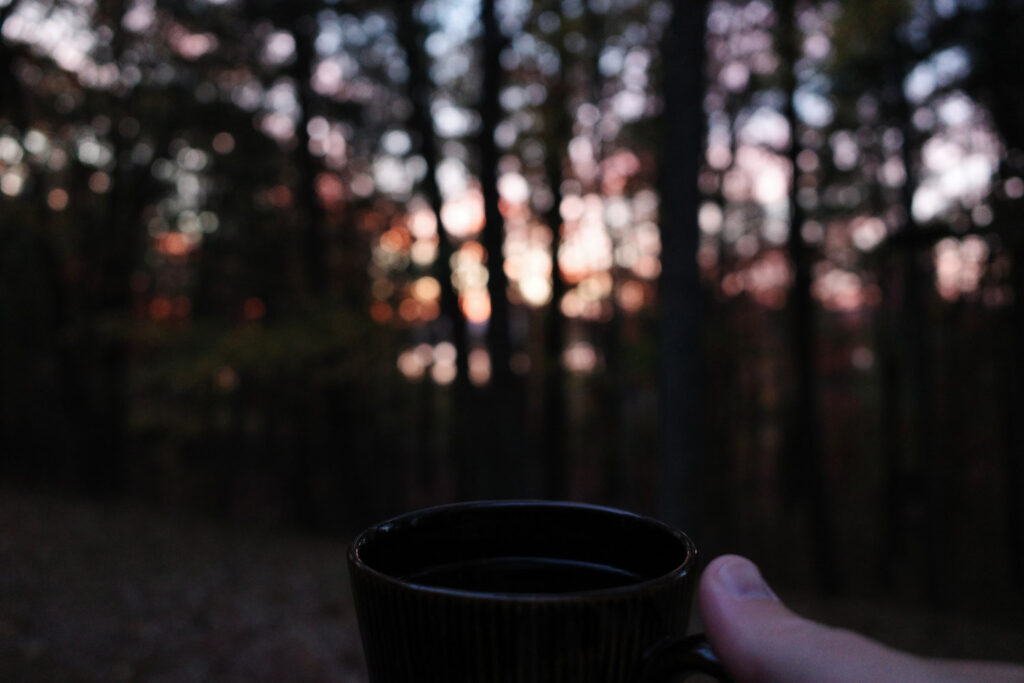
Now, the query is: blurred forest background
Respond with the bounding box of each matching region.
[2,0,1023,624]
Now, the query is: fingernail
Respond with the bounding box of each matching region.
[718,557,778,600]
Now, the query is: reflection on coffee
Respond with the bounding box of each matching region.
[402,556,646,594]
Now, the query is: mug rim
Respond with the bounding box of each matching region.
[347,499,698,602]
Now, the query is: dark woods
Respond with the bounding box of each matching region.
[1,0,1023,617]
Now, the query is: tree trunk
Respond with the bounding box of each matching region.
[1007,232,1024,590]
[77,0,138,498]
[892,35,946,606]
[658,0,706,534]
[986,0,1024,592]
[397,2,474,498]
[876,248,905,589]
[291,10,328,297]
[0,2,22,469]
[540,4,571,501]
[479,0,517,497]
[777,0,838,594]
[0,3,25,128]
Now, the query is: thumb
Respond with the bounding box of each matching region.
[697,555,1021,683]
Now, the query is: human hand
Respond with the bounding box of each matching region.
[698,555,1024,682]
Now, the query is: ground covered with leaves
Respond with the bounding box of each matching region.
[1,489,1022,682]
[0,490,367,682]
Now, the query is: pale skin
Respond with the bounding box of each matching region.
[698,555,1024,683]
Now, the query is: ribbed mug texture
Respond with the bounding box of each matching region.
[348,501,699,683]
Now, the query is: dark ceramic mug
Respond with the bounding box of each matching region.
[347,500,729,682]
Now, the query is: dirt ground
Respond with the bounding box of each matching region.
[0,490,367,682]
[2,489,1022,682]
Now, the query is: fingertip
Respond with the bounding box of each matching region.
[700,554,778,602]
[698,555,795,681]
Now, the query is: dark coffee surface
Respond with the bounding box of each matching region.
[401,556,646,594]
[355,502,690,584]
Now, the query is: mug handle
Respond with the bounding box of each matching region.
[638,633,732,682]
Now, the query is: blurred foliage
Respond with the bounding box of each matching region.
[1,0,1023,611]
[131,307,385,391]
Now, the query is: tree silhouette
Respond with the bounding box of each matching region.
[658,0,707,533]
